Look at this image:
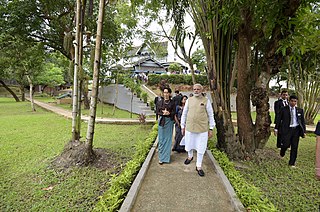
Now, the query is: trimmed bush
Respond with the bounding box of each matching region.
[149,101,155,110]
[141,92,148,103]
[94,124,158,211]
[147,74,208,86]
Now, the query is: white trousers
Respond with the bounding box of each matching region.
[188,149,204,168]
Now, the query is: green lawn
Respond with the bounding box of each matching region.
[0,97,152,211]
[235,133,320,211]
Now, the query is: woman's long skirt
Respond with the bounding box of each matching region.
[158,117,174,163]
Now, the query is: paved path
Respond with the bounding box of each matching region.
[119,86,245,211]
[128,148,244,212]
[30,84,156,124]
[99,84,155,116]
[30,98,156,124]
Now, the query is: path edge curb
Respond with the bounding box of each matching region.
[206,150,246,212]
[119,138,159,212]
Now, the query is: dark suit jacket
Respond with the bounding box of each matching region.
[275,106,306,138]
[274,99,287,123]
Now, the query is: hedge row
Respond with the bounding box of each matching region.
[94,124,158,212]
[147,74,209,86]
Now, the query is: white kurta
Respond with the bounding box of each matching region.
[181,97,215,154]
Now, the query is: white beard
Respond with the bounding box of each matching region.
[193,93,201,97]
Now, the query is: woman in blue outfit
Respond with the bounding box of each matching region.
[172,95,188,153]
[156,87,176,164]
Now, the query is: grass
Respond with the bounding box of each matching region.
[235,133,320,211]
[0,97,152,211]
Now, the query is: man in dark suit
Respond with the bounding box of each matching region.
[172,90,182,107]
[274,90,289,148]
[274,95,306,167]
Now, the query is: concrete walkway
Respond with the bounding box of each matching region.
[99,84,155,116]
[120,142,245,212]
[30,98,156,125]
[118,85,245,211]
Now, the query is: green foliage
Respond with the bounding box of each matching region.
[94,124,158,211]
[149,100,155,110]
[141,92,148,103]
[135,84,142,98]
[35,62,65,87]
[278,6,320,124]
[168,62,182,73]
[208,146,277,211]
[147,74,208,86]
[191,48,206,72]
[123,77,136,91]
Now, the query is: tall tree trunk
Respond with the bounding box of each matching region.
[83,79,90,109]
[113,80,119,116]
[0,80,20,102]
[26,75,36,112]
[85,0,106,155]
[77,79,83,138]
[236,28,255,154]
[189,62,196,84]
[71,0,82,141]
[41,85,48,93]
[20,84,25,101]
[229,51,237,93]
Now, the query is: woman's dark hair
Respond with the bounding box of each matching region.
[179,95,188,106]
[163,87,172,93]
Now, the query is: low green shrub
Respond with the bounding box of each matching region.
[94,124,158,211]
[135,86,142,98]
[149,101,155,110]
[208,146,277,212]
[141,92,148,103]
[147,74,208,86]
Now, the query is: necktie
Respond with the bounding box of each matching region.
[290,107,294,125]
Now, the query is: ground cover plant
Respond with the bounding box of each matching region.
[210,133,320,211]
[0,97,152,211]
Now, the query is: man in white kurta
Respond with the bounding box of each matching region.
[181,84,215,177]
